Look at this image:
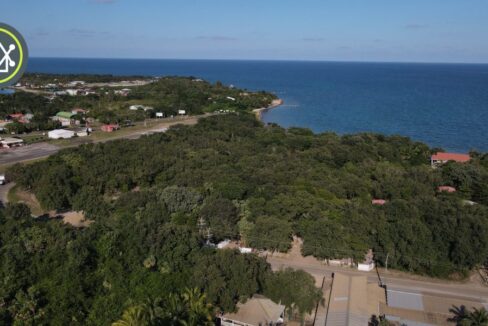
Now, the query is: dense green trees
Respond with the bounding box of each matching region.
[264,268,323,320]
[2,113,488,324]
[7,113,488,278]
[112,288,214,326]
[450,306,488,326]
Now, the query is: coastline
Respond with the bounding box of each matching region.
[253,98,284,121]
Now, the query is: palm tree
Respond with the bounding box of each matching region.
[449,305,468,324]
[180,288,213,326]
[113,288,214,326]
[463,307,488,326]
[450,306,488,326]
[112,305,150,326]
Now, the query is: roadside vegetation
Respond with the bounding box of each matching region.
[1,113,488,324]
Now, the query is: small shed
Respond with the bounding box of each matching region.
[372,199,387,206]
[101,124,120,133]
[358,249,375,272]
[438,186,456,193]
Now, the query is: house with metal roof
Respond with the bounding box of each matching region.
[220,295,285,326]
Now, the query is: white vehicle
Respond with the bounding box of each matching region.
[0,175,6,185]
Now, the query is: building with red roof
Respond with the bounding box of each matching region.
[101,124,120,132]
[372,199,387,206]
[431,152,470,167]
[438,186,456,193]
[6,113,24,121]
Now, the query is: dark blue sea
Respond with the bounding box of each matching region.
[27,58,488,152]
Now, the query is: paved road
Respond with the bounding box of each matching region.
[0,143,61,166]
[268,256,488,304]
[0,115,206,166]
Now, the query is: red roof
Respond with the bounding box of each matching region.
[438,186,456,193]
[372,199,387,205]
[431,152,470,163]
[8,113,24,119]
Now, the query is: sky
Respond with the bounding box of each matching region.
[2,0,488,63]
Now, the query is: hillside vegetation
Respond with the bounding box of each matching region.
[2,113,488,323]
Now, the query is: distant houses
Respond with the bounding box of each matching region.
[101,124,120,133]
[431,152,470,167]
[0,137,24,148]
[129,104,153,111]
[52,111,79,127]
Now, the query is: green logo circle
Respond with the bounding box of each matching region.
[0,23,28,87]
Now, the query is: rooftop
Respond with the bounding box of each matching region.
[221,295,285,326]
[431,152,470,163]
[56,111,76,119]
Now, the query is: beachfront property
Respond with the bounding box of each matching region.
[431,152,470,167]
[0,137,24,148]
[220,295,285,326]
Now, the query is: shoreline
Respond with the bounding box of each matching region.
[253,98,284,121]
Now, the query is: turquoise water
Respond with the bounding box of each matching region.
[27,58,488,152]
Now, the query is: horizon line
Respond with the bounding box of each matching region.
[27,56,488,66]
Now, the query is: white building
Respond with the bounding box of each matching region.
[129,105,154,111]
[66,89,78,96]
[156,112,164,118]
[48,129,75,139]
[357,249,375,272]
[178,109,186,115]
[0,137,24,148]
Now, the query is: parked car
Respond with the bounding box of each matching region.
[0,175,6,185]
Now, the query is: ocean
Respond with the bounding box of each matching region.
[27,58,488,152]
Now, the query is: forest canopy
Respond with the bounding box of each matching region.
[2,113,488,323]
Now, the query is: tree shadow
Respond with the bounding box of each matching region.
[448,305,467,324]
